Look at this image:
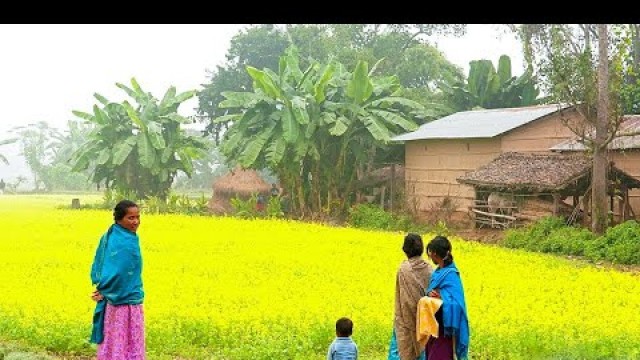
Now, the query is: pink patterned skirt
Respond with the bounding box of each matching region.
[97,303,146,360]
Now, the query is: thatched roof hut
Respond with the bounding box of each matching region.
[212,168,271,198]
[457,152,640,226]
[208,168,271,215]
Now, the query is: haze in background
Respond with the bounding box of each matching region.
[0,24,523,184]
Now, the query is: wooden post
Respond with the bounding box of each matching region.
[622,186,629,221]
[71,198,81,209]
[583,192,591,226]
[552,193,560,216]
[617,184,625,223]
[380,186,386,209]
[390,164,396,211]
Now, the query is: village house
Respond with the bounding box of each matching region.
[391,104,640,226]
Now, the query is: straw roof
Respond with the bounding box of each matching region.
[458,152,589,192]
[212,167,271,197]
[457,152,640,192]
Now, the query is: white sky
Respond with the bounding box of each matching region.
[0,24,523,181]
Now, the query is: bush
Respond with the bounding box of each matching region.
[347,204,425,232]
[502,216,567,250]
[539,226,596,256]
[586,221,640,264]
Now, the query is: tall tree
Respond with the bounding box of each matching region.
[198,24,466,143]
[10,121,55,191]
[593,24,610,234]
[512,24,629,233]
[216,46,424,217]
[70,78,208,199]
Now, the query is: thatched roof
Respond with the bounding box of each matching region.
[457,152,640,192]
[212,168,271,197]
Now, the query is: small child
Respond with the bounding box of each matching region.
[327,317,358,360]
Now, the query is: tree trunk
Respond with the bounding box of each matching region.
[592,24,610,234]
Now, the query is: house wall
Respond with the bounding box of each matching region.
[404,138,501,219]
[500,111,579,153]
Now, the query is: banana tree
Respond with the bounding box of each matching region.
[70,78,208,199]
[448,55,543,110]
[216,46,423,216]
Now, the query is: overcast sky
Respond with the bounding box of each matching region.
[0,24,523,180]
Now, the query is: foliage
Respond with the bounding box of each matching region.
[503,216,640,265]
[9,122,56,191]
[92,188,209,215]
[216,45,424,217]
[197,24,465,142]
[347,203,417,232]
[585,220,640,264]
[173,134,229,191]
[447,54,544,110]
[70,78,208,200]
[229,194,259,219]
[502,216,568,249]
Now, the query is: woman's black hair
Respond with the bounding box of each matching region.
[426,235,454,266]
[402,233,424,258]
[113,199,138,222]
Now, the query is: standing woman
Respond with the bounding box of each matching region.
[388,233,433,360]
[90,200,146,359]
[424,235,469,360]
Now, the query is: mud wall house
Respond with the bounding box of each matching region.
[551,115,640,215]
[391,104,580,221]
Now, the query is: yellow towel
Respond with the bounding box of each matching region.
[416,296,443,349]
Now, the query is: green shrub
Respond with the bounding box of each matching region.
[347,204,423,232]
[348,204,396,230]
[586,220,640,264]
[502,216,566,250]
[539,226,596,256]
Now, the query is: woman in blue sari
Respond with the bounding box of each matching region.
[90,199,146,359]
[424,236,469,360]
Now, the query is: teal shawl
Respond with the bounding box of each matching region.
[90,223,144,344]
[426,262,469,360]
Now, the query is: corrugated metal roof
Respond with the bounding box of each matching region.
[392,104,571,141]
[551,116,640,151]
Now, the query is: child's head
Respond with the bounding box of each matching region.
[335,317,353,337]
[402,233,423,258]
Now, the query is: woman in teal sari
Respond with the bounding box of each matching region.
[90,199,146,360]
[424,236,469,360]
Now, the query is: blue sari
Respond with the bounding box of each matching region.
[426,262,469,360]
[90,223,144,344]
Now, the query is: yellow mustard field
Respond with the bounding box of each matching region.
[0,194,639,360]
